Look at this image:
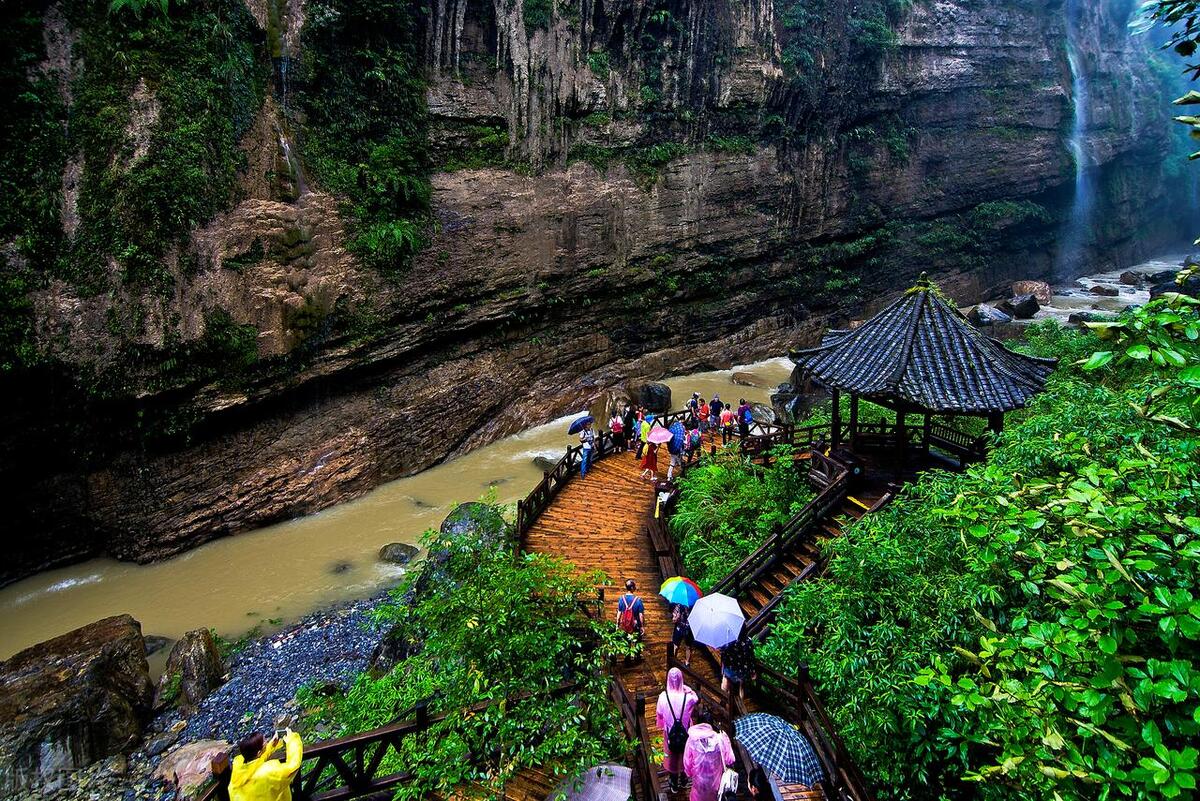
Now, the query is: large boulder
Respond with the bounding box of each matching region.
[1151,274,1200,300]
[1012,280,1051,303]
[154,739,231,799]
[967,304,1013,327]
[532,455,558,473]
[1089,284,1120,297]
[0,615,153,794]
[731,371,767,388]
[638,382,672,413]
[153,629,225,711]
[997,293,1040,319]
[1119,270,1142,286]
[439,501,508,546]
[749,403,776,424]
[378,542,420,566]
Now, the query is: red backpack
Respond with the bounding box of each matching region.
[618,595,640,633]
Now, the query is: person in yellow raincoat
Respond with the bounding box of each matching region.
[229,729,303,801]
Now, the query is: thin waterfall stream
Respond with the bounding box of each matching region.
[1057,0,1096,276]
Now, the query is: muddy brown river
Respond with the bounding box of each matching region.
[0,359,794,664]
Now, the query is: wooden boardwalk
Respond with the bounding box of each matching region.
[520,448,826,801]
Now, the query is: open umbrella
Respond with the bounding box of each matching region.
[546,763,632,801]
[647,427,673,444]
[735,713,824,786]
[659,576,702,607]
[688,592,744,648]
[567,415,594,435]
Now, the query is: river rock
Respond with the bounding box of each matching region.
[1151,274,1200,299]
[1089,285,1120,297]
[378,542,419,566]
[440,501,508,546]
[997,293,1039,319]
[0,615,153,794]
[154,629,224,711]
[1119,270,1142,286]
[1011,280,1051,303]
[749,403,776,424]
[1067,311,1109,326]
[967,304,1013,326]
[532,455,558,472]
[144,635,173,657]
[154,739,230,798]
[638,382,672,413]
[731,371,766,388]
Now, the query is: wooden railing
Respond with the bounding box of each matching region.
[710,465,850,606]
[610,679,664,801]
[752,662,875,801]
[196,683,583,801]
[927,423,988,462]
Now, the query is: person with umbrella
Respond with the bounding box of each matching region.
[656,667,698,793]
[642,425,672,481]
[660,576,701,666]
[683,705,735,801]
[568,415,597,477]
[720,624,757,701]
[735,714,824,787]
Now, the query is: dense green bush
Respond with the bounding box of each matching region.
[298,0,430,273]
[299,508,630,799]
[760,310,1200,801]
[670,447,814,589]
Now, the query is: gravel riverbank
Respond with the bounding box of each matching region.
[23,590,393,801]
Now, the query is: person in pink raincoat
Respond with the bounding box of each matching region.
[682,706,735,801]
[656,667,699,792]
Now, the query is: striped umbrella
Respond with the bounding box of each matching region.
[735,713,824,786]
[659,576,702,607]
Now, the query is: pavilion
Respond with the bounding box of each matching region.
[790,273,1057,467]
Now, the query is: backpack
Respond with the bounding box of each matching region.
[618,595,640,633]
[742,406,753,424]
[666,693,689,755]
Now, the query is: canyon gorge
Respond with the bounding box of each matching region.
[0,0,1193,585]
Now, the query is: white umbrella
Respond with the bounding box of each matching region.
[547,764,632,801]
[689,592,745,648]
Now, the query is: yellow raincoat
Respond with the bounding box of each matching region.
[229,731,303,801]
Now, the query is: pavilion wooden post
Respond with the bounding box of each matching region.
[849,394,859,450]
[987,412,1004,435]
[831,388,842,449]
[922,412,932,455]
[895,409,907,476]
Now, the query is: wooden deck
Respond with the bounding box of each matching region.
[520,448,827,801]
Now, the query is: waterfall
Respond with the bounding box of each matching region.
[1056,0,1094,277]
[268,0,308,200]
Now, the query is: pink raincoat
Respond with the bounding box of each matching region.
[655,668,698,774]
[682,723,735,801]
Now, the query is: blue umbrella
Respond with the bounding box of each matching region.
[669,421,686,452]
[735,713,824,785]
[567,415,594,435]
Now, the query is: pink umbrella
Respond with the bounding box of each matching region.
[648,427,674,444]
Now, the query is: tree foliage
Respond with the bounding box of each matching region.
[760,317,1200,801]
[298,508,630,799]
[670,447,813,590]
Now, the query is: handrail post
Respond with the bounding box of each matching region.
[415,698,429,728]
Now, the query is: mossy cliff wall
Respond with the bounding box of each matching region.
[0,0,1190,583]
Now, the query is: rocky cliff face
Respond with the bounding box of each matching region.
[0,0,1191,584]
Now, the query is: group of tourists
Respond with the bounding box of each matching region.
[656,668,776,801]
[584,395,756,483]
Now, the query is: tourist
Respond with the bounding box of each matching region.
[688,392,701,421]
[617,579,645,663]
[667,421,685,481]
[229,729,303,801]
[698,399,710,433]
[579,420,596,477]
[671,603,695,666]
[622,404,636,451]
[640,442,660,481]
[610,411,626,452]
[682,705,735,801]
[719,403,735,446]
[684,424,702,465]
[748,767,783,801]
[710,394,723,433]
[636,411,651,459]
[719,625,756,700]
[737,398,751,440]
[656,666,699,792]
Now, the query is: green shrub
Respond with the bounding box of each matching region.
[586,51,610,78]
[300,508,630,799]
[761,317,1200,800]
[671,447,814,589]
[523,0,553,30]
